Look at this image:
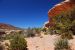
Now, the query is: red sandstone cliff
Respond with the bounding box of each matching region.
[46,0,75,28]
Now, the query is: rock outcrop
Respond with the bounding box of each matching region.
[46,0,75,28]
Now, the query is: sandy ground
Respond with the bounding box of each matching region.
[26,35,59,50]
[2,35,75,50]
[69,36,75,50]
[26,35,75,50]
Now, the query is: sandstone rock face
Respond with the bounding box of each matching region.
[43,21,50,28]
[47,0,75,27]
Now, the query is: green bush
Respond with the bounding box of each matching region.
[5,33,15,40]
[42,28,46,32]
[54,38,71,50]
[5,31,25,40]
[10,34,28,50]
[44,32,48,35]
[60,31,73,40]
[33,28,41,35]
[51,8,75,35]
[46,28,56,35]
[43,29,55,35]
[26,28,35,37]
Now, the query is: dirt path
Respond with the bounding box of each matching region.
[26,35,59,50]
[2,35,75,50]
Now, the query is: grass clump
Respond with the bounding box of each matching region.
[61,31,73,40]
[25,28,35,37]
[9,34,28,50]
[54,38,71,50]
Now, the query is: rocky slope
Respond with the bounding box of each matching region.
[0,23,21,30]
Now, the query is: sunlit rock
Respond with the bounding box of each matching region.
[48,0,75,27]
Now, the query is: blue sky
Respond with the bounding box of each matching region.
[0,0,62,28]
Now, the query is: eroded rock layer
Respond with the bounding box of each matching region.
[47,0,75,27]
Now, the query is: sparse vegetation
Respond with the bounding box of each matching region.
[61,31,73,40]
[5,31,25,40]
[54,38,71,50]
[45,8,75,40]
[9,33,28,50]
[25,27,35,37]
[42,28,46,32]
[25,27,42,37]
[47,28,56,35]
[5,33,16,40]
[0,32,6,41]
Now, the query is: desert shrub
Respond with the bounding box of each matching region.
[33,28,42,36]
[5,33,15,40]
[50,8,75,35]
[33,28,41,34]
[46,28,56,35]
[70,20,75,35]
[44,32,48,35]
[10,34,28,50]
[25,28,35,37]
[0,36,3,41]
[54,38,71,50]
[5,31,24,40]
[61,31,73,40]
[0,32,6,41]
[42,28,46,32]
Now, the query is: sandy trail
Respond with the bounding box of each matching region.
[26,35,59,50]
[69,36,75,50]
[2,35,75,50]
